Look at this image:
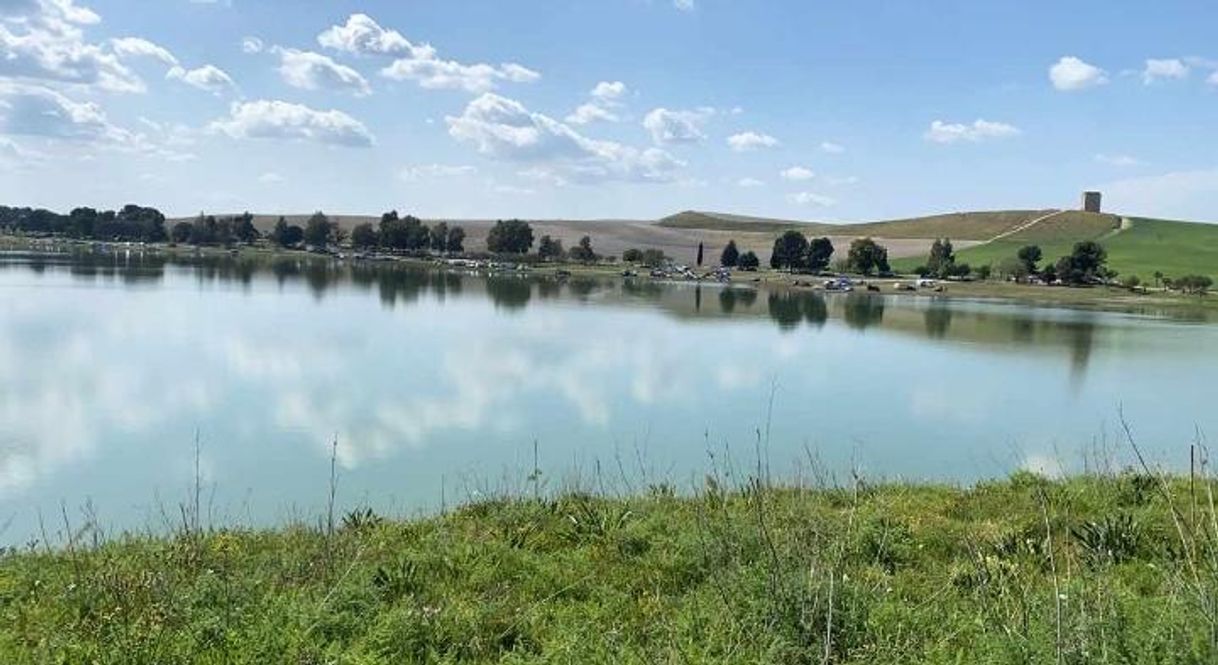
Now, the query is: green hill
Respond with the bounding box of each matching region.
[892,215,1218,281]
[659,209,1053,241]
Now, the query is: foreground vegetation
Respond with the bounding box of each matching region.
[3,466,1218,663]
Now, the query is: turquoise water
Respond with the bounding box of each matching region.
[1,250,1214,544]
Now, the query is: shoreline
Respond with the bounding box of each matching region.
[4,234,1215,318]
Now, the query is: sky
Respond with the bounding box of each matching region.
[1,0,1217,222]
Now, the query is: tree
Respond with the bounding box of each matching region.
[486,219,534,254]
[569,236,597,263]
[351,222,378,249]
[696,242,704,267]
[1123,274,1141,291]
[998,257,1027,281]
[846,237,890,276]
[234,212,258,243]
[1153,271,1164,288]
[1055,241,1108,285]
[1173,275,1214,296]
[807,237,835,273]
[1016,245,1042,275]
[720,240,739,267]
[171,221,193,244]
[976,264,993,281]
[269,216,291,247]
[429,222,449,252]
[537,235,565,261]
[641,249,667,267]
[445,226,466,253]
[926,238,956,278]
[623,248,644,263]
[770,230,810,271]
[739,251,760,271]
[303,211,332,248]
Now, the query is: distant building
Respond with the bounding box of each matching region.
[1082,191,1102,213]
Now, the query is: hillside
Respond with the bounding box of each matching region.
[660,209,1053,241]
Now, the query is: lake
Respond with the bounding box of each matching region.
[2,248,1214,545]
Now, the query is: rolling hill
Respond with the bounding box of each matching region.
[183,208,1218,280]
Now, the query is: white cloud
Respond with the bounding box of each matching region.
[565,102,618,125]
[924,119,1020,144]
[0,2,143,93]
[274,47,370,96]
[566,80,628,125]
[642,107,709,145]
[447,92,684,184]
[241,36,264,54]
[787,192,836,207]
[317,13,413,55]
[0,82,120,140]
[400,163,477,181]
[726,130,779,151]
[381,56,539,94]
[1050,56,1108,91]
[210,99,375,147]
[674,0,695,11]
[318,14,539,94]
[1210,71,1218,86]
[1095,153,1141,167]
[780,166,815,181]
[1142,58,1189,84]
[167,64,235,95]
[258,171,284,184]
[111,37,178,66]
[590,80,627,103]
[736,177,764,187]
[820,141,845,154]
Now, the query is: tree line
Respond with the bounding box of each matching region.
[0,204,169,242]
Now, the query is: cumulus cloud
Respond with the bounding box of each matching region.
[209,99,375,147]
[111,37,179,66]
[1142,58,1188,84]
[787,192,836,207]
[642,107,710,145]
[924,119,1020,144]
[258,171,284,184]
[736,177,764,187]
[241,36,264,54]
[317,13,413,55]
[565,80,628,125]
[274,47,370,96]
[590,80,627,103]
[381,56,538,93]
[0,1,143,93]
[820,141,845,154]
[727,131,779,151]
[400,163,477,181]
[565,103,618,125]
[1049,56,1108,91]
[780,166,814,181]
[0,82,120,140]
[447,92,684,184]
[674,0,695,11]
[167,64,235,95]
[318,13,539,93]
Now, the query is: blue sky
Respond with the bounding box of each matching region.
[1,0,1216,222]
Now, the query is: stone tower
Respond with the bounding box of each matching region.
[1082,191,1102,213]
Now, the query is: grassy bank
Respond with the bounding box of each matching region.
[3,470,1217,663]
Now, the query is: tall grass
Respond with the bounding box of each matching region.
[2,432,1216,663]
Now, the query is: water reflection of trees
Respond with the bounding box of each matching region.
[842,294,884,331]
[485,276,532,310]
[923,302,953,339]
[768,291,828,331]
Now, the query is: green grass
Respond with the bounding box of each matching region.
[4,472,1218,663]
[894,216,1218,282]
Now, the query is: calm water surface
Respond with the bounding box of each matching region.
[1,249,1215,544]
